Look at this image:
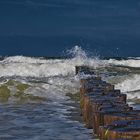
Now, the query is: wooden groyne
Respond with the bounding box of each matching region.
[76,66,140,140]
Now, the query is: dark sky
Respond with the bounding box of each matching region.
[0,0,140,57]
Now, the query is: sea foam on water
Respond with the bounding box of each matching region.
[0,46,140,101]
[0,46,139,139]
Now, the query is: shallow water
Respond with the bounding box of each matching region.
[0,101,95,140]
[0,47,140,139]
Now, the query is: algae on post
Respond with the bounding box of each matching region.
[0,85,10,102]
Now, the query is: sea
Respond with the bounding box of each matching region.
[0,0,140,139]
[0,46,139,140]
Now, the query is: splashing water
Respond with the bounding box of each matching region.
[115,74,140,99]
[0,46,100,78]
[67,45,87,59]
[0,46,140,139]
[0,46,140,99]
[67,46,102,68]
[0,46,97,140]
[0,46,100,104]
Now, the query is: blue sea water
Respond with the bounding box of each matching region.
[0,49,97,140]
[0,1,140,139]
[0,0,140,56]
[0,47,139,139]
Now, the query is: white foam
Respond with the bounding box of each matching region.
[3,56,51,64]
[0,59,74,77]
[11,55,139,100]
[0,46,102,102]
[1,46,140,100]
[0,46,100,78]
[115,74,140,99]
[105,58,140,67]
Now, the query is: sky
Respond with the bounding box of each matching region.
[0,0,140,57]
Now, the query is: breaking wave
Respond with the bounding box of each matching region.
[0,46,100,78]
[115,74,140,99]
[0,46,140,100]
[105,58,140,68]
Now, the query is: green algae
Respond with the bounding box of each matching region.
[16,83,29,92]
[0,85,10,102]
[12,82,46,104]
[0,80,47,104]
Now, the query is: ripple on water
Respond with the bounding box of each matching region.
[0,102,95,140]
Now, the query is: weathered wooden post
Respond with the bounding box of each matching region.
[99,120,140,140]
[75,66,140,140]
